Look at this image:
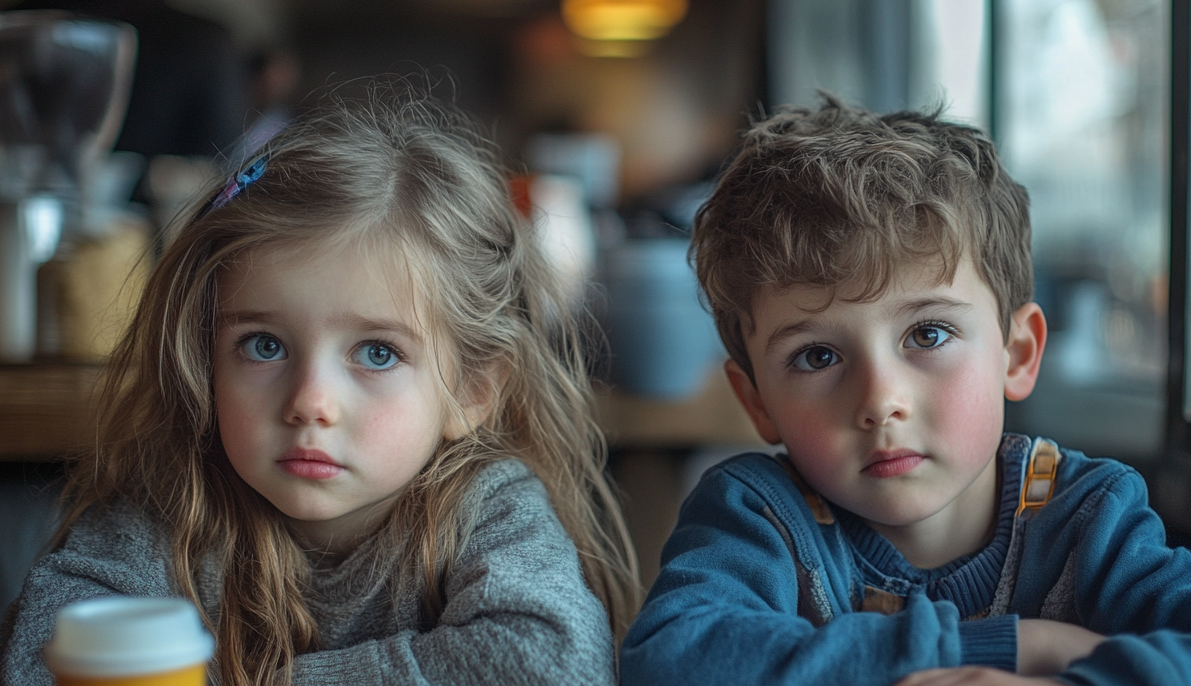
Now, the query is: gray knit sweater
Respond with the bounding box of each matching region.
[0,459,615,685]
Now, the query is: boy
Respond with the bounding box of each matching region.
[619,96,1191,685]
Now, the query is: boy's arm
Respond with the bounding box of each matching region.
[620,459,1019,686]
[1016,619,1104,676]
[896,667,1065,685]
[894,619,1105,685]
[1045,464,1191,685]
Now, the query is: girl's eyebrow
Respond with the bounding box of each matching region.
[221,309,277,326]
[330,313,423,343]
[220,310,423,343]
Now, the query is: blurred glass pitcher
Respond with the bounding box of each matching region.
[0,11,135,361]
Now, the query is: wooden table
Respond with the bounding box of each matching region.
[0,362,762,460]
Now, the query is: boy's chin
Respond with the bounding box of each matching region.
[849,493,960,530]
[857,507,941,530]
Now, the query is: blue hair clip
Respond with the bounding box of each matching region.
[200,155,267,217]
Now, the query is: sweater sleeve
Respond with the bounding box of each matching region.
[619,458,1018,686]
[1051,465,1191,686]
[0,501,175,686]
[288,460,616,686]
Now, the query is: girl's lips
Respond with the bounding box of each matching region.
[278,448,344,480]
[862,452,925,478]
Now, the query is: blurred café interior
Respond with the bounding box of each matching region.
[0,0,1188,610]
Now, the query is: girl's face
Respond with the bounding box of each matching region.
[213,242,456,552]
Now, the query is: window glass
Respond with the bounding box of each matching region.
[765,0,1168,461]
[998,0,1169,462]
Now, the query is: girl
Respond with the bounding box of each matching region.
[0,84,640,685]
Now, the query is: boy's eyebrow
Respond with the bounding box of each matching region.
[763,296,974,353]
[895,292,976,316]
[893,296,974,319]
[765,320,819,353]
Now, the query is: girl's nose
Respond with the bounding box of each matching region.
[284,365,340,426]
[854,362,912,430]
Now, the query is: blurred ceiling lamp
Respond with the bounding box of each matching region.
[561,0,688,42]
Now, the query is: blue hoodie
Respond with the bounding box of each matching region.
[621,433,1191,685]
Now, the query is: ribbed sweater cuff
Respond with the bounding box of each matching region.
[958,614,1018,672]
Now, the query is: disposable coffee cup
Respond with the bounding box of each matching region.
[46,597,214,686]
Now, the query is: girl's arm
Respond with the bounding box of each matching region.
[0,501,176,686]
[619,456,1019,686]
[287,459,615,686]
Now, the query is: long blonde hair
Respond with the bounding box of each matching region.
[54,81,640,685]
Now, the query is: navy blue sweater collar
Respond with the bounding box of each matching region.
[829,433,1029,618]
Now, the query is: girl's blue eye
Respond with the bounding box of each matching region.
[355,342,400,370]
[907,325,952,349]
[790,345,839,371]
[242,334,286,361]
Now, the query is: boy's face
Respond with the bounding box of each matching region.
[728,258,1045,540]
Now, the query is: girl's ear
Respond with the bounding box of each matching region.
[1004,302,1048,402]
[725,358,783,445]
[443,361,509,442]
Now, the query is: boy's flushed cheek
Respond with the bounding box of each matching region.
[781,359,1004,464]
[926,358,1006,465]
[778,398,852,474]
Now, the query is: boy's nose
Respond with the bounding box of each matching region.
[283,364,340,426]
[854,363,912,429]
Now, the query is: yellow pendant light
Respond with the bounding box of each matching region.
[561,0,688,42]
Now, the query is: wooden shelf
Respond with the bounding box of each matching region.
[0,362,764,461]
[0,363,102,460]
[595,368,764,450]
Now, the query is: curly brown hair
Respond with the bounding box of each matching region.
[692,93,1033,381]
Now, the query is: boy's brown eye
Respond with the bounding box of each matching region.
[912,329,939,347]
[806,347,834,368]
[789,345,838,371]
[907,326,951,349]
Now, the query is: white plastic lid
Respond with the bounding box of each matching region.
[45,597,214,677]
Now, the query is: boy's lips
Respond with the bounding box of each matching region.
[277,448,344,480]
[862,450,925,478]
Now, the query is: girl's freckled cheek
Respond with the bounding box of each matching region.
[362,408,389,432]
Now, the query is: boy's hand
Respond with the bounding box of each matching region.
[893,619,1104,686]
[1016,618,1105,676]
[893,668,1062,685]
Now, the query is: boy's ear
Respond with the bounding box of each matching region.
[1004,302,1048,402]
[725,358,783,445]
[443,361,508,442]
